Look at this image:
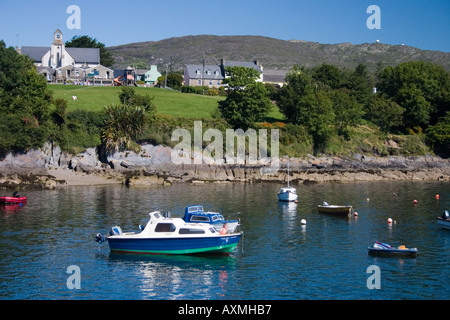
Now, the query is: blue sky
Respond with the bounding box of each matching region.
[1,0,449,52]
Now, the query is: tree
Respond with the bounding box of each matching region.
[277,67,316,124]
[311,63,343,90]
[157,72,183,89]
[0,41,52,153]
[425,111,450,158]
[331,89,364,134]
[102,104,148,152]
[218,66,272,129]
[118,87,156,116]
[66,35,114,67]
[344,64,374,105]
[102,87,157,152]
[377,61,450,129]
[365,96,404,132]
[278,68,335,152]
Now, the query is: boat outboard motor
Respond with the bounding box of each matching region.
[442,210,450,219]
[95,233,106,244]
[322,202,329,206]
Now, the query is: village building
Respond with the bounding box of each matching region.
[18,29,114,85]
[183,59,264,88]
[135,65,162,86]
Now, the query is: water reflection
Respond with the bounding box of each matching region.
[107,253,238,299]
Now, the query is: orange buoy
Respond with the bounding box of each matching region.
[436,194,439,200]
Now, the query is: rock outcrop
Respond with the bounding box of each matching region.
[1,142,449,189]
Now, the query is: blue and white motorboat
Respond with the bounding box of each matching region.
[182,205,240,233]
[95,211,242,255]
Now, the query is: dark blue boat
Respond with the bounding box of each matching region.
[368,241,418,257]
[182,205,240,233]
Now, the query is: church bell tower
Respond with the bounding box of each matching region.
[51,29,64,68]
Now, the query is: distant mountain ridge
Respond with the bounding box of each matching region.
[108,35,450,73]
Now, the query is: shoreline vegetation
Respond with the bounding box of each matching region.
[0,143,448,190]
[1,42,449,191]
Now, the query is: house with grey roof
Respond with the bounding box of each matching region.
[183,59,263,88]
[19,29,113,85]
[184,63,224,87]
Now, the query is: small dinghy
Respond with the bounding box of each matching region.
[0,192,27,205]
[317,202,353,216]
[437,210,450,230]
[368,241,418,257]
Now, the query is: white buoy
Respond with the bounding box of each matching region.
[354,212,358,217]
[301,219,307,225]
[387,218,393,224]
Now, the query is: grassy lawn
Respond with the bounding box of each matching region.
[49,84,284,120]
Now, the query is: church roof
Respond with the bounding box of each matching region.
[21,46,49,62]
[20,46,100,64]
[66,47,100,64]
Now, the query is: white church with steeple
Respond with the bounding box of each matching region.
[19,29,113,84]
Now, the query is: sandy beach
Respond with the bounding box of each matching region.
[46,167,123,186]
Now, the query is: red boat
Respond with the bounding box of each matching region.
[0,196,27,204]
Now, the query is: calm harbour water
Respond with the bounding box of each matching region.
[0,181,449,300]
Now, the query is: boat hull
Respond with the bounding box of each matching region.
[437,217,450,230]
[278,192,298,202]
[0,196,27,204]
[107,234,242,255]
[317,205,352,216]
[368,247,418,257]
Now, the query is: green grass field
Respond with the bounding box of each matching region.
[49,84,284,120]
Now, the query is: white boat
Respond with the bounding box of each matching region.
[437,210,450,230]
[95,211,242,255]
[278,159,298,202]
[278,187,298,202]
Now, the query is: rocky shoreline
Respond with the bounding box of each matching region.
[0,143,449,190]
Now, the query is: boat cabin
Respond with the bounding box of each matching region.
[143,210,218,235]
[279,187,296,194]
[183,205,226,224]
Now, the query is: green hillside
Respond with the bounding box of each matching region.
[50,84,225,118]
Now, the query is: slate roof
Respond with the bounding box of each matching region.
[65,47,100,64]
[21,46,49,62]
[20,46,100,64]
[185,64,224,80]
[222,60,262,73]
